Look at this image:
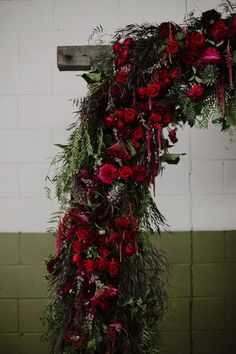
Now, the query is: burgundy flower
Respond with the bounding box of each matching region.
[124,108,137,123]
[95,257,106,271]
[98,247,110,257]
[163,113,174,125]
[166,39,180,54]
[124,230,136,242]
[212,20,229,41]
[186,84,205,101]
[119,166,133,179]
[99,164,118,184]
[168,130,178,143]
[124,243,136,256]
[108,232,122,245]
[72,253,82,266]
[84,259,95,273]
[201,47,221,63]
[107,142,131,161]
[120,47,129,61]
[105,115,116,128]
[170,67,182,79]
[132,126,145,140]
[113,42,122,53]
[147,83,161,98]
[108,259,120,277]
[76,227,92,241]
[150,112,162,124]
[136,87,147,99]
[123,37,133,47]
[187,32,206,48]
[132,165,147,182]
[158,22,177,39]
[116,216,130,228]
[115,71,128,84]
[201,9,221,28]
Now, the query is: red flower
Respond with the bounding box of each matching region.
[123,37,133,47]
[147,83,161,98]
[150,112,162,124]
[132,165,147,182]
[108,260,120,277]
[212,20,229,41]
[163,113,174,125]
[84,259,95,273]
[76,227,92,241]
[132,126,145,140]
[119,166,133,179]
[124,230,136,242]
[95,257,106,271]
[168,130,178,143]
[158,22,177,39]
[166,39,180,54]
[72,253,82,266]
[124,244,136,256]
[201,9,221,28]
[124,108,137,123]
[63,330,87,349]
[113,42,122,53]
[136,87,147,99]
[105,115,116,128]
[187,32,206,48]
[186,84,205,101]
[201,47,221,63]
[120,47,129,61]
[115,71,128,84]
[170,67,182,79]
[98,247,110,257]
[72,240,87,252]
[99,164,118,184]
[107,142,131,161]
[116,216,130,228]
[108,232,122,245]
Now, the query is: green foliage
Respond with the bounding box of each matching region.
[200,65,219,87]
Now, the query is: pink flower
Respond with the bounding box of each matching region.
[201,47,221,63]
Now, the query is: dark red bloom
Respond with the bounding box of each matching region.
[147,83,161,98]
[115,71,128,84]
[186,84,205,101]
[107,142,131,161]
[116,216,130,228]
[132,126,145,140]
[99,164,118,184]
[212,20,229,41]
[163,113,174,125]
[105,115,116,128]
[124,243,136,256]
[108,232,122,245]
[201,9,221,28]
[166,39,180,54]
[113,42,122,53]
[63,330,87,349]
[123,37,133,47]
[95,257,106,271]
[72,240,87,253]
[187,32,206,48]
[98,247,110,257]
[108,260,120,277]
[132,165,147,182]
[168,130,178,143]
[124,108,137,123]
[170,67,182,79]
[76,227,92,241]
[120,47,129,61]
[136,87,147,99]
[150,112,162,124]
[72,253,82,266]
[84,259,95,273]
[124,230,136,242]
[119,166,133,179]
[158,22,177,39]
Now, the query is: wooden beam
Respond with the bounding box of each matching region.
[57,45,112,71]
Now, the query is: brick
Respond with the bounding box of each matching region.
[19,95,74,128]
[19,163,50,197]
[0,334,50,354]
[169,265,191,297]
[192,331,236,354]
[0,300,18,332]
[191,160,224,193]
[54,0,120,29]
[226,298,236,329]
[0,234,19,264]
[19,299,46,332]
[192,298,225,330]
[225,231,236,262]
[0,96,18,128]
[193,231,224,263]
[52,66,88,95]
[0,32,18,63]
[156,159,190,194]
[0,64,51,94]
[162,331,191,354]
[0,0,53,31]
[0,164,18,197]
[193,264,236,297]
[152,232,191,264]
[0,129,52,162]
[224,161,236,193]
[20,233,55,265]
[120,0,185,26]
[0,198,52,232]
[162,298,190,331]
[154,195,191,231]
[0,265,47,298]
[192,194,236,230]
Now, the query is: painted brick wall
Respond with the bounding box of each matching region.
[0,232,236,354]
[0,0,236,233]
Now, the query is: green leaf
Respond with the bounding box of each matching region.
[54,144,68,149]
[82,69,102,85]
[161,153,186,164]
[174,31,186,41]
[87,338,96,350]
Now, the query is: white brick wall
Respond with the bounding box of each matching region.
[0,0,235,232]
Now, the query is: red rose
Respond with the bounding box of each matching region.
[170,67,182,79]
[72,253,82,266]
[116,216,130,228]
[158,22,177,39]
[120,47,129,61]
[147,83,161,98]
[136,87,147,99]
[108,232,122,245]
[168,130,178,143]
[113,42,122,53]
[76,227,92,241]
[115,71,128,84]
[99,164,118,184]
[132,165,147,182]
[98,247,110,257]
[186,84,205,101]
[108,260,120,277]
[124,108,137,123]
[73,240,85,253]
[201,47,221,63]
[119,166,133,179]
[132,126,145,140]
[212,20,229,41]
[123,37,133,47]
[105,115,116,128]
[124,244,136,256]
[166,39,180,54]
[84,259,95,273]
[150,112,162,124]
[187,32,206,48]
[107,142,131,161]
[95,257,106,271]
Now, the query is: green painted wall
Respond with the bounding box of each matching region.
[0,232,236,354]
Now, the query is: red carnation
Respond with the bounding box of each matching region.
[132,165,147,182]
[99,164,118,184]
[136,87,147,99]
[166,39,180,54]
[201,47,221,63]
[123,37,133,47]
[95,257,106,271]
[186,84,205,101]
[124,244,136,256]
[113,42,122,53]
[115,71,128,84]
[116,216,130,228]
[132,126,145,140]
[108,259,120,277]
[124,108,137,123]
[147,83,161,98]
[119,166,133,179]
[168,130,178,143]
[84,259,95,273]
[76,227,92,241]
[212,20,229,41]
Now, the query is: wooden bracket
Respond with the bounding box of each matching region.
[57,45,112,71]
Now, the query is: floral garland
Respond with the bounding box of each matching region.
[43,4,236,354]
